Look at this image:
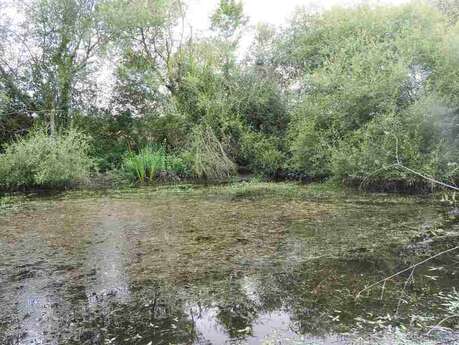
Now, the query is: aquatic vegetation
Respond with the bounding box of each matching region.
[0,195,26,214]
[225,180,298,200]
[0,184,457,344]
[429,288,459,334]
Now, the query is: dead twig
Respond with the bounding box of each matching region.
[360,133,459,191]
[426,314,459,335]
[394,163,459,191]
[395,267,415,316]
[355,246,459,299]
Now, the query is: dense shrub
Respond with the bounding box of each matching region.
[74,110,188,172]
[278,3,458,183]
[0,128,94,189]
[234,70,289,136]
[73,111,138,171]
[287,118,333,177]
[239,131,284,176]
[1,1,458,189]
[0,113,34,150]
[331,95,459,183]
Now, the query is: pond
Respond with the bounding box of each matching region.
[0,182,458,345]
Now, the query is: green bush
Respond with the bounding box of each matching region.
[330,95,458,182]
[0,128,94,189]
[288,118,333,177]
[73,111,137,171]
[166,154,189,177]
[240,131,284,176]
[281,3,452,180]
[122,146,189,183]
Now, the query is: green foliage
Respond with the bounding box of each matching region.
[278,3,458,182]
[122,146,188,183]
[0,113,34,150]
[210,0,248,39]
[99,0,174,31]
[1,0,458,189]
[174,42,238,126]
[331,95,459,182]
[0,128,93,189]
[432,0,459,24]
[74,111,137,171]
[240,131,284,176]
[74,109,188,171]
[183,126,236,180]
[288,117,333,177]
[234,69,288,136]
[123,147,164,183]
[171,40,288,175]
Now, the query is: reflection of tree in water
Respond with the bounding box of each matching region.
[67,205,199,345]
[250,253,459,336]
[85,209,132,307]
[248,258,391,335]
[69,281,197,345]
[1,235,78,345]
[212,277,259,339]
[6,266,59,345]
[186,274,295,343]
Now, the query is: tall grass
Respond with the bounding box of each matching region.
[122,146,188,183]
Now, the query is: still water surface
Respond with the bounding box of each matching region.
[0,184,458,344]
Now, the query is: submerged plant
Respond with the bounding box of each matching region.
[427,288,459,334]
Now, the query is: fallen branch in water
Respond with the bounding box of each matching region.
[392,135,457,191]
[355,246,459,299]
[426,314,459,335]
[394,163,459,191]
[360,134,459,192]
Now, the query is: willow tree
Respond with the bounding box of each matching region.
[0,0,117,133]
[276,3,459,182]
[107,0,188,116]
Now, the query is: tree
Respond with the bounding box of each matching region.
[431,0,459,24]
[0,0,118,133]
[275,3,457,181]
[108,0,187,110]
[210,0,248,41]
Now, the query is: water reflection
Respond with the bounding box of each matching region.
[0,190,458,344]
[16,273,55,345]
[2,235,64,345]
[189,306,295,345]
[85,205,131,306]
[190,305,228,344]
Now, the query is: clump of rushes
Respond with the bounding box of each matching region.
[122,146,189,183]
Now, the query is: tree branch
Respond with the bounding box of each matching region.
[355,246,459,299]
